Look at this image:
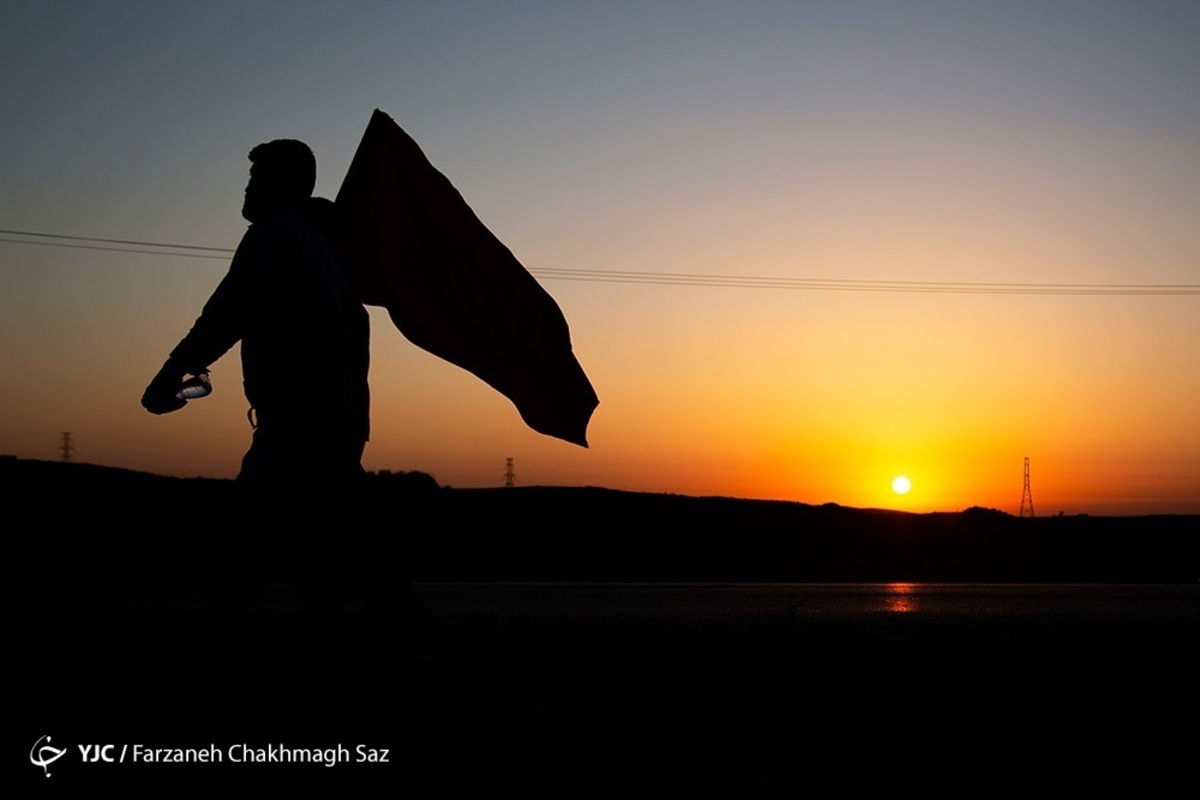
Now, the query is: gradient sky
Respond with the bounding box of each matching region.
[2,2,1198,514]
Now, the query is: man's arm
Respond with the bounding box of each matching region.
[141,225,273,414]
[141,262,248,414]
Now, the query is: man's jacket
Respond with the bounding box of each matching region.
[169,200,370,442]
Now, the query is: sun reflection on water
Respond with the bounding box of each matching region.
[884,582,918,613]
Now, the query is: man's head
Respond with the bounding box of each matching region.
[242,139,317,222]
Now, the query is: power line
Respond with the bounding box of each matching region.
[0,236,232,260]
[531,267,1200,295]
[4,227,1200,296]
[0,228,233,253]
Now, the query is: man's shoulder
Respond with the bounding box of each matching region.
[234,203,346,285]
[236,206,312,253]
[246,202,340,243]
[244,205,306,235]
[226,214,297,280]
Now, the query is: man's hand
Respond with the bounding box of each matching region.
[141,364,188,415]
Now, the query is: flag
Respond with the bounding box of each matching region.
[335,109,598,447]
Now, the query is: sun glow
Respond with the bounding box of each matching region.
[892,476,912,495]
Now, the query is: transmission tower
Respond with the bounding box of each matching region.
[59,431,74,462]
[1019,456,1034,518]
[504,457,515,488]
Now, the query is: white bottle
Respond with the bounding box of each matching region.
[176,372,212,401]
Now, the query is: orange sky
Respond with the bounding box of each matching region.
[2,4,1198,514]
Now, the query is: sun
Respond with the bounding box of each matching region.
[891,476,912,495]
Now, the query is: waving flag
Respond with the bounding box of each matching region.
[335,109,598,447]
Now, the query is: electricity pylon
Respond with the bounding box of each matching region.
[1019,456,1034,518]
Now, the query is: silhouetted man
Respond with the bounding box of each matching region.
[141,139,448,660]
[142,139,369,630]
[142,139,370,479]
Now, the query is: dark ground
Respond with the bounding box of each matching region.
[7,458,1199,795]
[12,581,1200,796]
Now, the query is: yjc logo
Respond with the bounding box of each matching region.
[78,743,118,762]
[30,735,66,778]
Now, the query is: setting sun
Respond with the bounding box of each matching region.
[892,476,912,495]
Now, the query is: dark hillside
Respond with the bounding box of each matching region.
[6,457,1198,582]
